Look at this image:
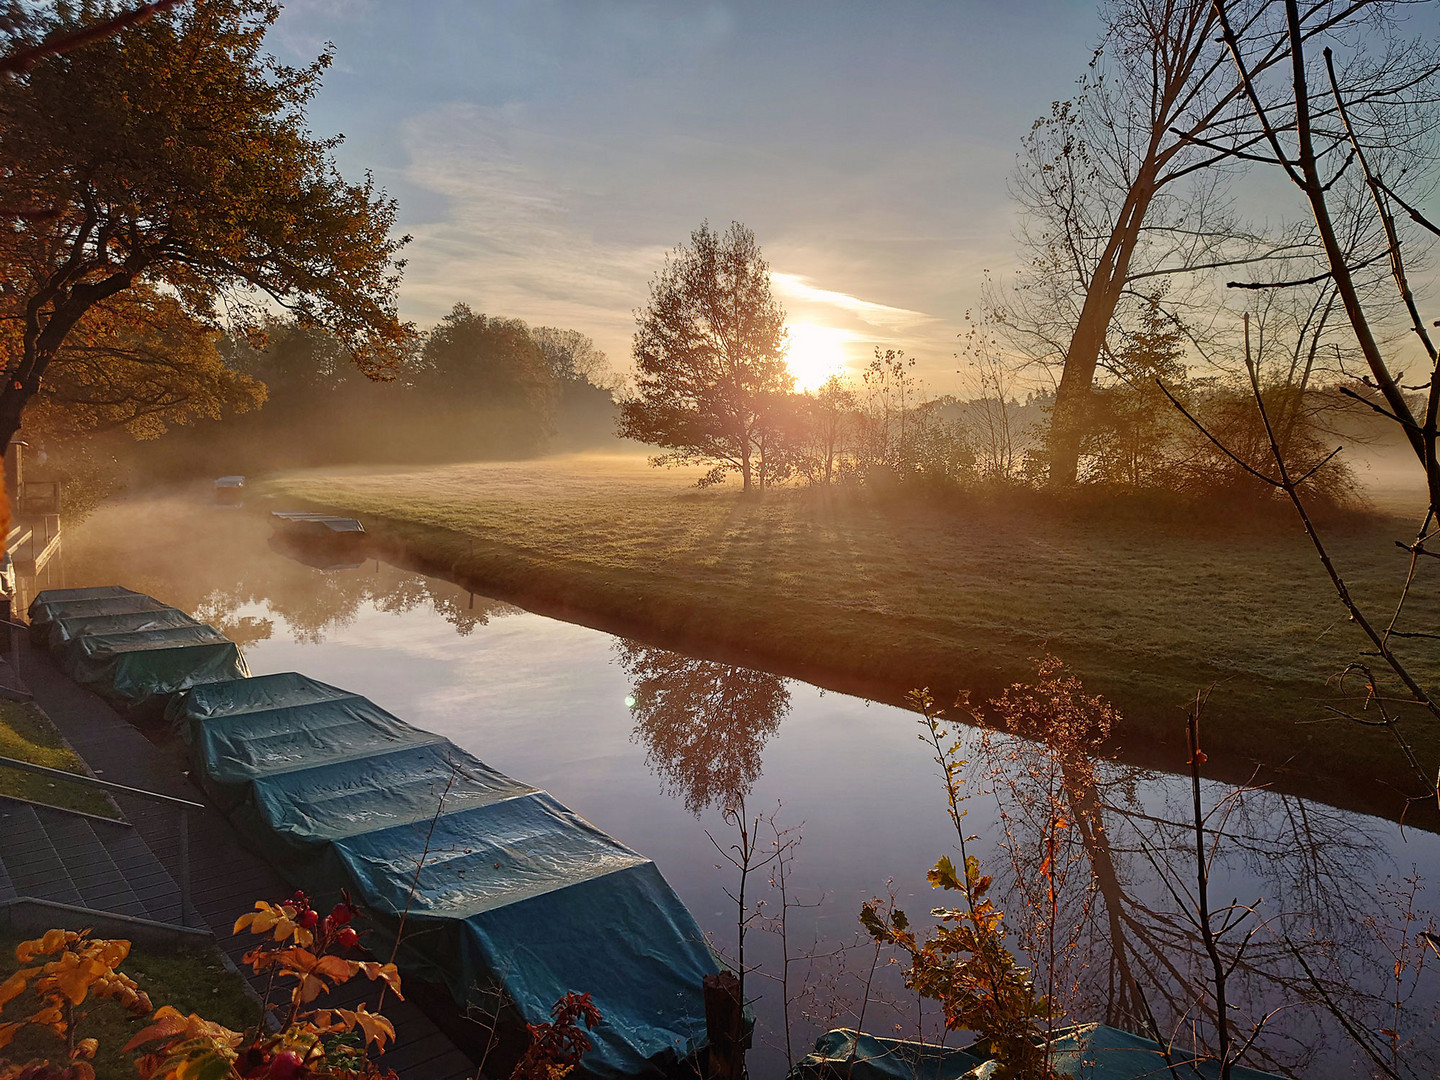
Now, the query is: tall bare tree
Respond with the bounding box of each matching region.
[1007,0,1388,485]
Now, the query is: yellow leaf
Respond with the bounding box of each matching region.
[0,971,29,1009]
[72,1036,100,1060]
[351,1006,395,1052]
[53,962,97,1006]
[356,962,404,1000]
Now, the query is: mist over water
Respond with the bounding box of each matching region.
[41,486,1440,1078]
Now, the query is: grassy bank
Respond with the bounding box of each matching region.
[0,701,118,819]
[264,453,1440,825]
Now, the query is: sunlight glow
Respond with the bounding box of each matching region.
[784,323,851,392]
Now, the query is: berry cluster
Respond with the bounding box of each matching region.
[285,890,361,950]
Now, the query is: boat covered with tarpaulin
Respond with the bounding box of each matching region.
[167,671,719,1078]
[42,607,201,651]
[29,588,248,712]
[27,586,172,643]
[789,1025,1289,1080]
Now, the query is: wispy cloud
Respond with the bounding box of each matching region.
[770,273,937,334]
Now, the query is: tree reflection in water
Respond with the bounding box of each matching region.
[615,640,791,815]
[59,495,517,646]
[974,662,1434,1076]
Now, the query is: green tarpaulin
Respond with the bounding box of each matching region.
[27,587,169,644]
[1045,1024,1287,1080]
[56,622,249,712]
[790,1026,1289,1080]
[168,673,719,1077]
[788,1029,987,1080]
[44,608,200,651]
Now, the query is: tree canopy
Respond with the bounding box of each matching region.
[619,221,792,490]
[0,0,411,450]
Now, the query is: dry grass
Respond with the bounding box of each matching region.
[264,452,1440,823]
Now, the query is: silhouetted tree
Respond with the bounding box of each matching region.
[1006,0,1400,486]
[530,326,614,390]
[0,0,411,451]
[619,222,792,491]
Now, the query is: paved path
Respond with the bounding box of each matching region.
[14,640,479,1080]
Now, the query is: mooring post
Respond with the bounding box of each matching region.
[703,971,746,1080]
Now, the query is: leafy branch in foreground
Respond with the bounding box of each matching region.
[860,692,1061,1080]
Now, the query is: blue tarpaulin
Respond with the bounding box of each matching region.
[169,673,719,1077]
[790,1026,1290,1080]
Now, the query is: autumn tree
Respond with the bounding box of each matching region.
[0,0,411,453]
[24,284,266,442]
[619,222,792,491]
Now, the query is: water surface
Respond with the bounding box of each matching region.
[54,489,1440,1078]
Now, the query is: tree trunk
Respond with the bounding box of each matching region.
[1048,176,1158,487]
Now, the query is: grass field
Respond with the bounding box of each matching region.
[264,452,1440,824]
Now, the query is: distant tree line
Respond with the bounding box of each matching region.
[21,303,620,509]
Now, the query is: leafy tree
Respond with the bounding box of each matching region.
[618,641,790,815]
[24,285,266,441]
[0,0,411,452]
[1081,299,1188,487]
[417,304,558,443]
[619,222,792,491]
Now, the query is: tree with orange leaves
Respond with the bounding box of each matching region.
[0,0,411,461]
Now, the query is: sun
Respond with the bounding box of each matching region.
[784,323,850,392]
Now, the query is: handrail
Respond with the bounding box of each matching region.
[0,754,202,926]
[0,755,203,809]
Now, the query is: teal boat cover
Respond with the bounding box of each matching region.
[1044,1024,1287,1080]
[27,587,170,643]
[791,1026,1288,1080]
[168,673,719,1077]
[56,622,249,711]
[788,1030,986,1080]
[43,608,200,651]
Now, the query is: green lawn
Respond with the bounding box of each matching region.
[0,700,118,819]
[0,934,258,1078]
[264,453,1440,825]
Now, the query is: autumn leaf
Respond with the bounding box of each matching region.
[0,971,30,1009]
[355,961,404,1000]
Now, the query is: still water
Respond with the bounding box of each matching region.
[57,490,1440,1078]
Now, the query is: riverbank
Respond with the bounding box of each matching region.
[262,453,1440,826]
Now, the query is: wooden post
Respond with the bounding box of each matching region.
[703,971,747,1080]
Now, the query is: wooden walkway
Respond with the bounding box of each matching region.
[13,640,479,1080]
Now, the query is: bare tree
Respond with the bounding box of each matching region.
[1004,0,1401,486]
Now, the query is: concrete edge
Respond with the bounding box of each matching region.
[0,896,213,947]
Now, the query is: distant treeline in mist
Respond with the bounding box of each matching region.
[634,343,1393,506]
[27,302,621,506]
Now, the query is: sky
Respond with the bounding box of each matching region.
[269,1,1109,393]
